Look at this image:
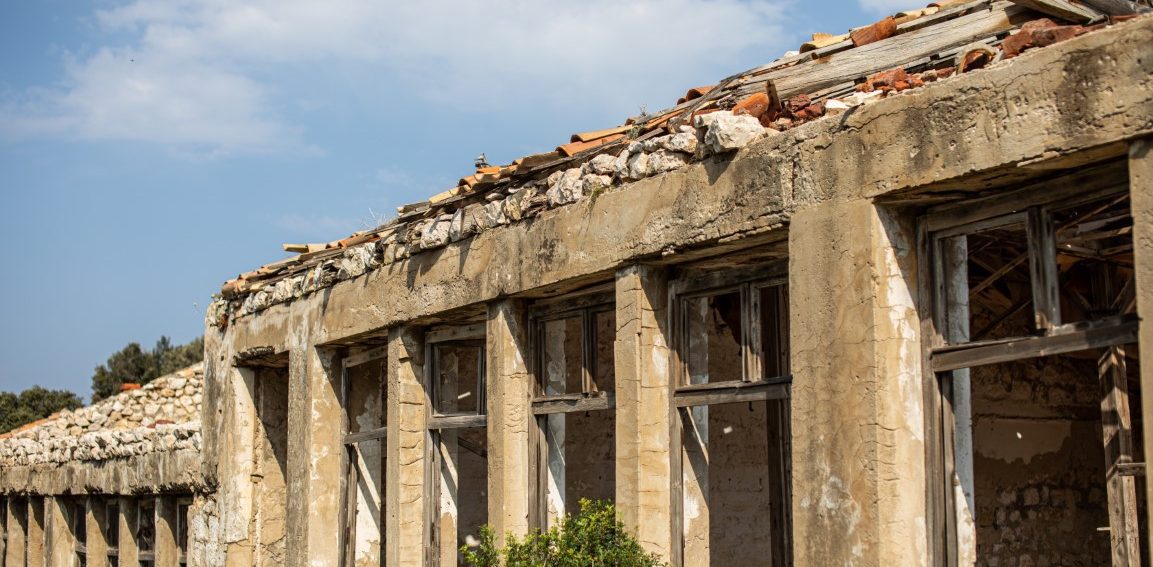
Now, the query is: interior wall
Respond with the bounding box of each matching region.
[254,367,289,566]
[971,354,1111,566]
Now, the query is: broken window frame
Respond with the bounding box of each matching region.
[423,323,488,567]
[918,161,1140,567]
[106,499,120,564]
[528,289,617,529]
[137,499,156,567]
[668,263,794,567]
[72,498,87,564]
[338,345,388,567]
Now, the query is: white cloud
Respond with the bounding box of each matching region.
[0,0,793,156]
[857,0,922,14]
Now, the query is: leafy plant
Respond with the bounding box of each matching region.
[462,499,665,567]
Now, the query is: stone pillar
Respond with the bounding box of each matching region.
[788,199,927,566]
[86,497,110,567]
[156,497,179,567]
[4,498,27,567]
[285,345,342,566]
[1130,137,1153,550]
[486,299,532,547]
[26,497,45,567]
[119,497,140,567]
[46,497,76,567]
[613,264,673,559]
[386,325,429,567]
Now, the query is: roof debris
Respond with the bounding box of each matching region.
[211,0,1147,327]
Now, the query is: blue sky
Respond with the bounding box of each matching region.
[0,0,909,399]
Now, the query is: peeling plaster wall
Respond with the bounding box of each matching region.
[254,368,289,566]
[971,355,1111,566]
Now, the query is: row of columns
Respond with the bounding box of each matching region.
[1,495,184,567]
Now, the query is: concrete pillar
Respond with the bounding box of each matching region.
[1130,137,1153,553]
[788,199,927,566]
[386,325,428,567]
[156,497,179,567]
[119,497,140,567]
[613,264,673,559]
[26,497,44,567]
[4,498,26,567]
[46,497,76,567]
[86,497,110,567]
[0,498,6,567]
[285,345,342,566]
[485,299,532,547]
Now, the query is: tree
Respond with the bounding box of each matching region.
[0,386,83,434]
[91,336,204,401]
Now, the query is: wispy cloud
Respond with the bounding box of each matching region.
[0,0,793,156]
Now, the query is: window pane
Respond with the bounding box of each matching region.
[541,317,584,395]
[759,285,789,380]
[434,344,484,415]
[439,427,488,566]
[942,221,1032,343]
[1052,193,1134,325]
[685,291,744,384]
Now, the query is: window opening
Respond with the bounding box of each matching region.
[107,501,120,566]
[137,501,155,567]
[426,325,488,567]
[340,346,388,567]
[672,270,792,567]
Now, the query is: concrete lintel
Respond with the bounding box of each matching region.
[386,325,428,567]
[613,264,674,560]
[485,299,532,546]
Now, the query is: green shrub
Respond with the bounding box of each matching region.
[462,499,665,567]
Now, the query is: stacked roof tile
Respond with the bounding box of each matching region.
[211,0,1145,326]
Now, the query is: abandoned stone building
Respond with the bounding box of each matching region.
[0,364,206,566]
[4,1,1153,566]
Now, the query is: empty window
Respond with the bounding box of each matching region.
[924,165,1143,566]
[138,501,155,567]
[177,498,191,567]
[672,267,792,567]
[106,501,120,566]
[340,347,387,567]
[72,499,87,565]
[426,324,488,567]
[530,294,616,527]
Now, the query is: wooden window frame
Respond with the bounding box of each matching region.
[918,161,1137,566]
[423,324,488,567]
[528,290,617,529]
[338,346,388,567]
[667,262,793,567]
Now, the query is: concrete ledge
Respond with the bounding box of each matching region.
[0,448,207,495]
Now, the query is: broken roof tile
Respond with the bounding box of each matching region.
[557,133,626,157]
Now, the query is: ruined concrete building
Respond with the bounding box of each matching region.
[5,0,1153,565]
[0,365,206,566]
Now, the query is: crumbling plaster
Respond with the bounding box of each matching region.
[200,17,1153,566]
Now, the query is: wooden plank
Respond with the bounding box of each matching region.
[1008,0,1104,22]
[343,426,388,444]
[767,2,1023,100]
[1117,462,1146,477]
[932,319,1138,371]
[531,393,614,415]
[343,346,387,369]
[1099,345,1142,565]
[673,381,789,408]
[1028,207,1061,330]
[426,414,488,430]
[425,323,486,344]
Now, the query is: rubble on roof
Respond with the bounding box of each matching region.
[209,0,1148,327]
[0,364,203,467]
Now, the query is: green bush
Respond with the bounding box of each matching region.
[462,499,665,567]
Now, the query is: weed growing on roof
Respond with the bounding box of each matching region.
[462,499,665,567]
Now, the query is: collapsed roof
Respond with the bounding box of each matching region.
[211,0,1148,326]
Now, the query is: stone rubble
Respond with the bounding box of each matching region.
[0,363,203,467]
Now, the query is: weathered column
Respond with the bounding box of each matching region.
[285,343,342,566]
[156,496,179,567]
[613,264,673,559]
[27,497,45,567]
[386,325,428,567]
[789,200,927,566]
[1130,137,1153,551]
[119,497,140,567]
[486,299,532,547]
[46,496,76,566]
[4,498,27,567]
[86,497,110,567]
